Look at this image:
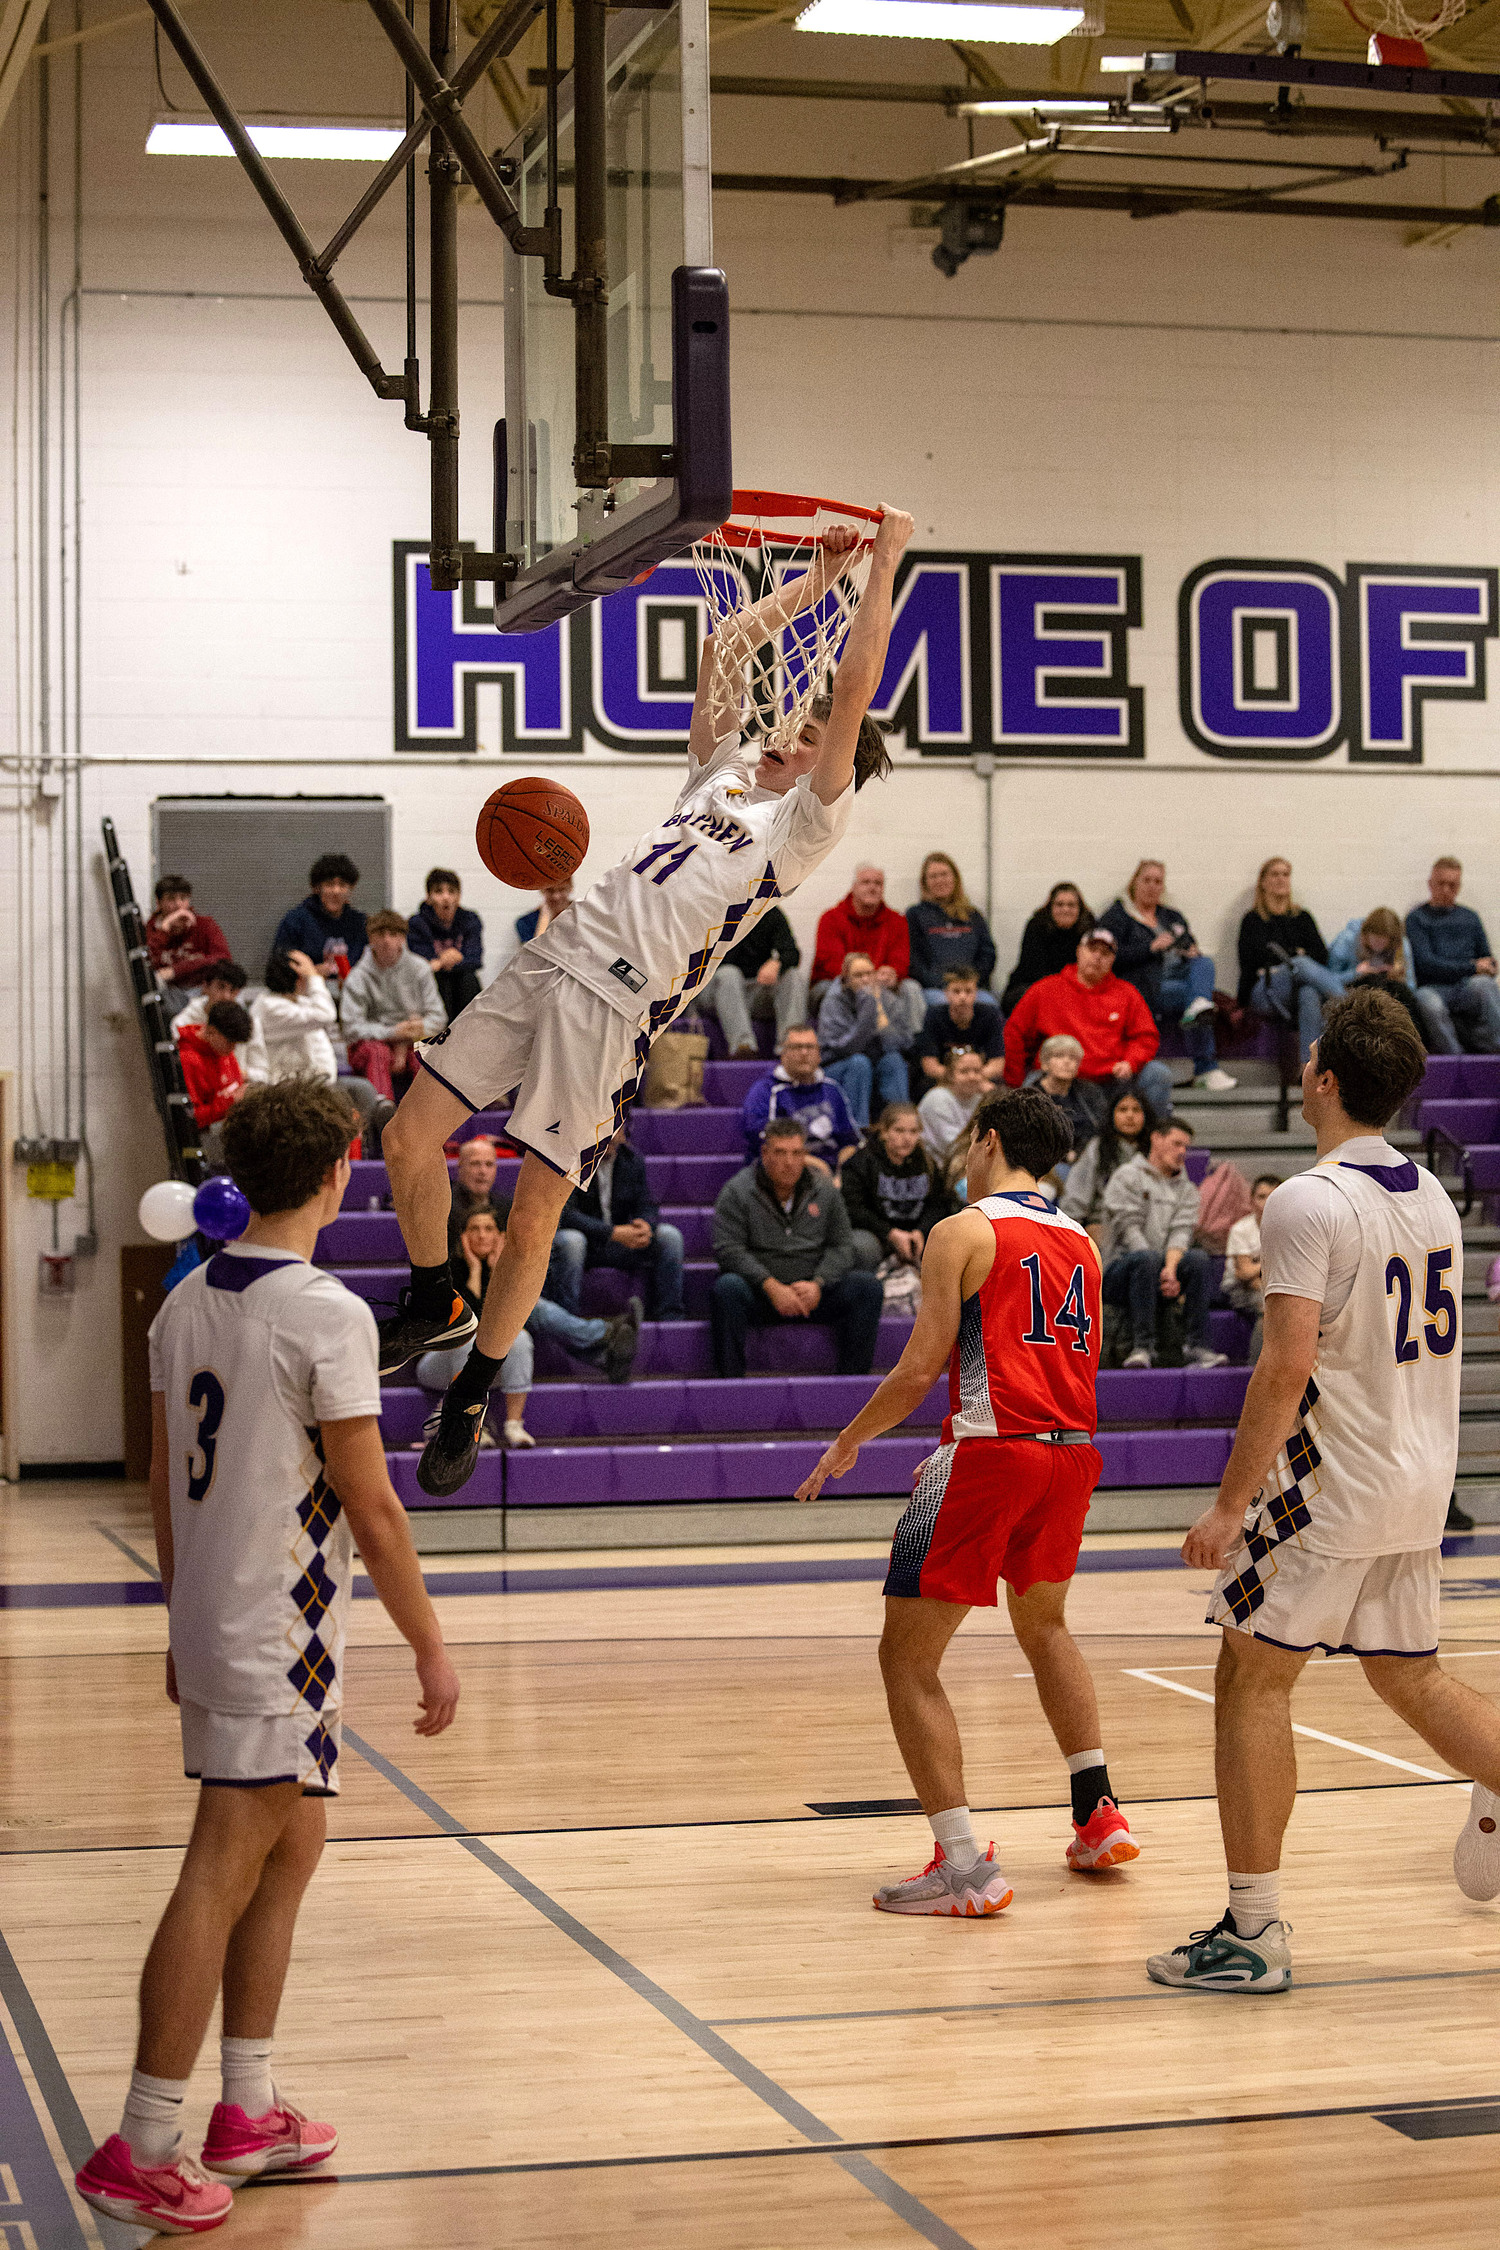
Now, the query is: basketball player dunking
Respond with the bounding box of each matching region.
[797,1086,1139,1914]
[1149,988,1500,1992]
[378,507,914,1501]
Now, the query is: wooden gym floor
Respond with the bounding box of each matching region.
[3,1482,1499,2249]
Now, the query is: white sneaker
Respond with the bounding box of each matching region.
[1454,1782,1500,1900]
[1192,1068,1238,1092]
[502,1419,536,1449]
[1123,1347,1153,1370]
[1185,1346,1229,1370]
[1180,996,1215,1026]
[1147,1912,1293,1993]
[873,1840,1013,1917]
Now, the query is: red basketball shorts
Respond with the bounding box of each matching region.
[884,1437,1100,1607]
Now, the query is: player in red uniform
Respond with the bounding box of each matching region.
[796,1085,1139,1914]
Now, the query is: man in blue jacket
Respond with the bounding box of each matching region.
[271,854,367,986]
[551,1126,686,1320]
[408,868,484,1022]
[1406,857,1500,1055]
[740,1025,861,1175]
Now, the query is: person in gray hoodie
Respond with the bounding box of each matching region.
[341,909,446,1101]
[816,951,913,1126]
[1100,1117,1226,1371]
[710,1117,885,1377]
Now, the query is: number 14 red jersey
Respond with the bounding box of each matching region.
[944,1192,1101,1441]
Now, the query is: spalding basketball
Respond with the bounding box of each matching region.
[475,777,589,888]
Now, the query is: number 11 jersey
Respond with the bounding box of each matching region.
[945,1192,1102,1442]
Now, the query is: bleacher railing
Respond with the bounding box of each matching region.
[102,816,206,1186]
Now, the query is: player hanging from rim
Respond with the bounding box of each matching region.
[797,1085,1140,1916]
[378,504,915,1499]
[1148,987,1500,1995]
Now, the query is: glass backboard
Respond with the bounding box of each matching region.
[496,0,726,633]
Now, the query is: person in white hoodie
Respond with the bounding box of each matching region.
[339,911,446,1101]
[172,961,267,1082]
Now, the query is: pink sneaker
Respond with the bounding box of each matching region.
[201,2099,338,2179]
[1066,1798,1141,1872]
[75,2135,233,2235]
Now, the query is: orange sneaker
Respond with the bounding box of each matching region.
[1066,1798,1140,1871]
[873,1841,1014,1916]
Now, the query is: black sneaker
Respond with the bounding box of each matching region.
[602,1298,642,1385]
[377,1288,477,1377]
[417,1393,488,1497]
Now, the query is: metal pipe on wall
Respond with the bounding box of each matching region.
[426,0,462,589]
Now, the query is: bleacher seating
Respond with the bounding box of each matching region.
[313,1074,1258,1522]
[1416,1063,1500,1216]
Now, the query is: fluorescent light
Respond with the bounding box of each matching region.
[797,0,1084,43]
[957,95,1110,112]
[146,122,406,161]
[1099,51,1146,68]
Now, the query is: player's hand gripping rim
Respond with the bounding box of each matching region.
[414,1646,461,1736]
[795,1431,860,1505]
[1181,1495,1246,1573]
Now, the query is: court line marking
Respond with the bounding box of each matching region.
[0,1927,136,2249]
[245,2088,1500,2185]
[343,1727,977,2250]
[1125,1669,1466,1784]
[707,1962,1500,2026]
[91,1524,159,1578]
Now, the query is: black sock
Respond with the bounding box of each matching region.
[409,1260,453,1318]
[447,1347,503,1411]
[1070,1764,1116,1826]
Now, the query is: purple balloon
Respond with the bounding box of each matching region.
[193,1176,251,1241]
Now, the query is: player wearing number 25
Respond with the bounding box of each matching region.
[797,1086,1139,1916]
[1149,987,1500,1996]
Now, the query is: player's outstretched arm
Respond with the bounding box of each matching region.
[794,1210,983,1502]
[687,525,863,765]
[1181,1293,1321,1571]
[808,507,914,807]
[319,1415,460,1735]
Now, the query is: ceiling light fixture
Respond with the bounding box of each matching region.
[146,121,407,160]
[1099,52,1147,68]
[956,95,1172,127]
[956,95,1110,112]
[796,0,1085,44]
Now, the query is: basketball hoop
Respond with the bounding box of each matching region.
[690,490,884,754]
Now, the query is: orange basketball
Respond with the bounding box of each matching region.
[475,777,590,889]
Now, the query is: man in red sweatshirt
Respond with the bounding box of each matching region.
[146,877,232,1022]
[178,1001,254,1159]
[1003,928,1175,1124]
[811,865,925,1038]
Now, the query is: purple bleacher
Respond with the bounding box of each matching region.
[1419,1097,1500,1142]
[1184,1148,1210,1185]
[630,1109,747,1156]
[388,1451,504,1510]
[703,1060,775,1105]
[1094,1366,1250,1421]
[380,1374,952,1449]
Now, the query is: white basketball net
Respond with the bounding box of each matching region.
[1370,0,1465,44]
[690,491,882,754]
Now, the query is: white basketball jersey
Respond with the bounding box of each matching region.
[147,1244,380,1716]
[529,732,853,1038]
[1258,1144,1462,1556]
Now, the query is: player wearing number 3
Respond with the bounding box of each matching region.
[1149,988,1500,1995]
[380,505,914,1500]
[797,1085,1140,1915]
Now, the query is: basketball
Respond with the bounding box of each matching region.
[475,777,590,888]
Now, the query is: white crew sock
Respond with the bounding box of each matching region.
[1226,1869,1281,1938]
[1065,1750,1106,1775]
[929,1805,981,1871]
[120,2069,188,2167]
[220,2035,276,2118]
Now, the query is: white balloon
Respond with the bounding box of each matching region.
[138,1180,199,1242]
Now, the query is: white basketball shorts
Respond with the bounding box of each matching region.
[1208,1535,1441,1658]
[414,950,645,1189]
[180,1701,343,1795]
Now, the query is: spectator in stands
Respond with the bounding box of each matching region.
[841,1101,954,1275]
[1103,860,1236,1094]
[1101,1118,1226,1371]
[1405,856,1500,1056]
[1000,882,1089,1014]
[340,910,446,1101]
[1060,1088,1155,1250]
[171,961,261,1078]
[514,881,573,948]
[408,868,483,1021]
[811,866,924,1036]
[449,1134,503,1247]
[418,1201,639,1439]
[1223,1172,1278,1366]
[1004,926,1174,1122]
[550,1123,686,1321]
[1328,908,1429,1045]
[146,876,232,1021]
[741,1026,860,1175]
[915,967,1005,1088]
[1238,856,1340,1066]
[918,1047,987,1161]
[710,1118,884,1378]
[179,999,254,1165]
[816,952,912,1127]
[699,903,808,1057]
[272,853,367,985]
[251,950,387,1140]
[907,852,998,1008]
[1033,1034,1096,1157]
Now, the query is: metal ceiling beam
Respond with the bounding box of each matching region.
[712,167,1500,223]
[1144,44,1500,98]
